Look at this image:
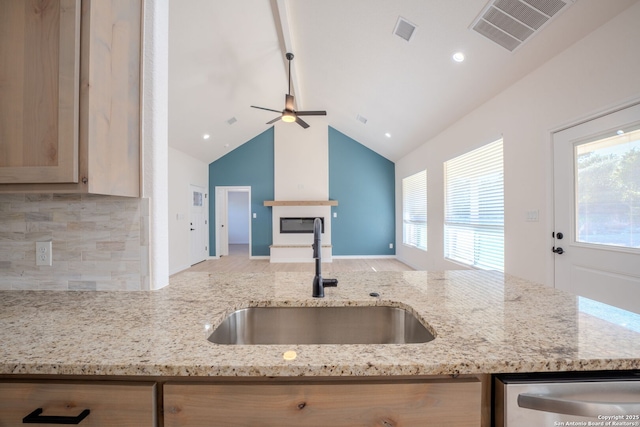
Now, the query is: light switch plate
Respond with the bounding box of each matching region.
[526,210,539,222]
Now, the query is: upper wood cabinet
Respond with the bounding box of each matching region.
[0,0,80,184]
[0,0,141,197]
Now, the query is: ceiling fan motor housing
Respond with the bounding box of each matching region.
[250,52,326,129]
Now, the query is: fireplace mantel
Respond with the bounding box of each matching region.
[263,200,338,206]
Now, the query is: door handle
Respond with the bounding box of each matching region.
[190,228,195,231]
[518,393,640,417]
[23,408,90,424]
[552,246,564,254]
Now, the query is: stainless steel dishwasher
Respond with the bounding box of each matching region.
[494,371,640,427]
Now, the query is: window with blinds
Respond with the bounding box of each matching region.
[444,139,504,271]
[402,170,427,251]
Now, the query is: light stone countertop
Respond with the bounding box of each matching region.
[1,270,639,377]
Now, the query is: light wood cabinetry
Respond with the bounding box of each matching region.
[0,0,141,197]
[0,380,157,426]
[0,0,80,184]
[164,377,481,427]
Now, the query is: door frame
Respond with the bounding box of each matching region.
[549,98,640,288]
[215,186,252,258]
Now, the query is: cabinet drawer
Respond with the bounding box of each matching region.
[164,378,480,426]
[0,381,156,426]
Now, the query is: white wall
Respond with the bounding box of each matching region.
[228,191,250,244]
[395,2,640,285]
[274,118,329,200]
[168,147,209,275]
[142,0,169,290]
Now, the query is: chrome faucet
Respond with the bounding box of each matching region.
[312,217,338,297]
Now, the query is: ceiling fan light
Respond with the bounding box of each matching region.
[282,112,296,123]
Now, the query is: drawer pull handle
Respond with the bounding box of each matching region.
[23,408,90,424]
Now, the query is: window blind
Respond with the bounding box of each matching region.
[402,170,427,251]
[444,139,504,271]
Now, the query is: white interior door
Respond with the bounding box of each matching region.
[553,103,640,313]
[189,185,208,265]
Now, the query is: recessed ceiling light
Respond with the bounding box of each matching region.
[616,130,625,135]
[453,52,465,63]
[385,133,391,138]
[203,134,210,140]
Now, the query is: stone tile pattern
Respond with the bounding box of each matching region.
[0,194,150,291]
[0,270,639,377]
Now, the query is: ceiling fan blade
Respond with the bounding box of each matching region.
[266,116,282,125]
[295,117,310,129]
[296,110,327,116]
[251,105,282,114]
[285,94,294,111]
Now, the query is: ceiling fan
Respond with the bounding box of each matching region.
[251,53,326,129]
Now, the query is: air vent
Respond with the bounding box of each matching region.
[393,17,417,42]
[471,0,573,51]
[356,114,368,124]
[226,117,237,125]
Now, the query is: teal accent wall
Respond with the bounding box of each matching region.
[209,128,274,256]
[328,127,396,255]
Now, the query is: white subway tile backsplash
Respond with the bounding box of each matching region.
[0,194,150,291]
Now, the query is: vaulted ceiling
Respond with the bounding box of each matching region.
[168,0,638,163]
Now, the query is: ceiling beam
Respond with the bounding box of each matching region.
[272,0,303,109]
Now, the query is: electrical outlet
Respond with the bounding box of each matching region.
[389,243,394,249]
[36,241,52,266]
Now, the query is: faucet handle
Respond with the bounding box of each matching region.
[322,278,338,287]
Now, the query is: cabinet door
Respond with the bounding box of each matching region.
[164,379,481,426]
[0,381,157,426]
[81,0,141,197]
[0,0,80,184]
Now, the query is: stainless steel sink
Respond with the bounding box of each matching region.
[208,306,435,345]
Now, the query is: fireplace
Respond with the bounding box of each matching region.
[265,201,336,263]
[280,217,324,234]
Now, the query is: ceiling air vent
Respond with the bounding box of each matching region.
[393,17,417,42]
[471,0,574,52]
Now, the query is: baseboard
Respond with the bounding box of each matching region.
[169,264,192,276]
[250,256,270,260]
[332,255,397,259]
[394,257,422,270]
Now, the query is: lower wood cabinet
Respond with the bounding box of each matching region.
[0,381,157,426]
[164,378,481,427]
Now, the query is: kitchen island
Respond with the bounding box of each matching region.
[1,270,639,425]
[2,270,639,377]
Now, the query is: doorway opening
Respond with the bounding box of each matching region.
[215,186,251,258]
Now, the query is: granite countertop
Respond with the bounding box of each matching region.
[1,270,639,377]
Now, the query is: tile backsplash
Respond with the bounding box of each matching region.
[0,194,150,291]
